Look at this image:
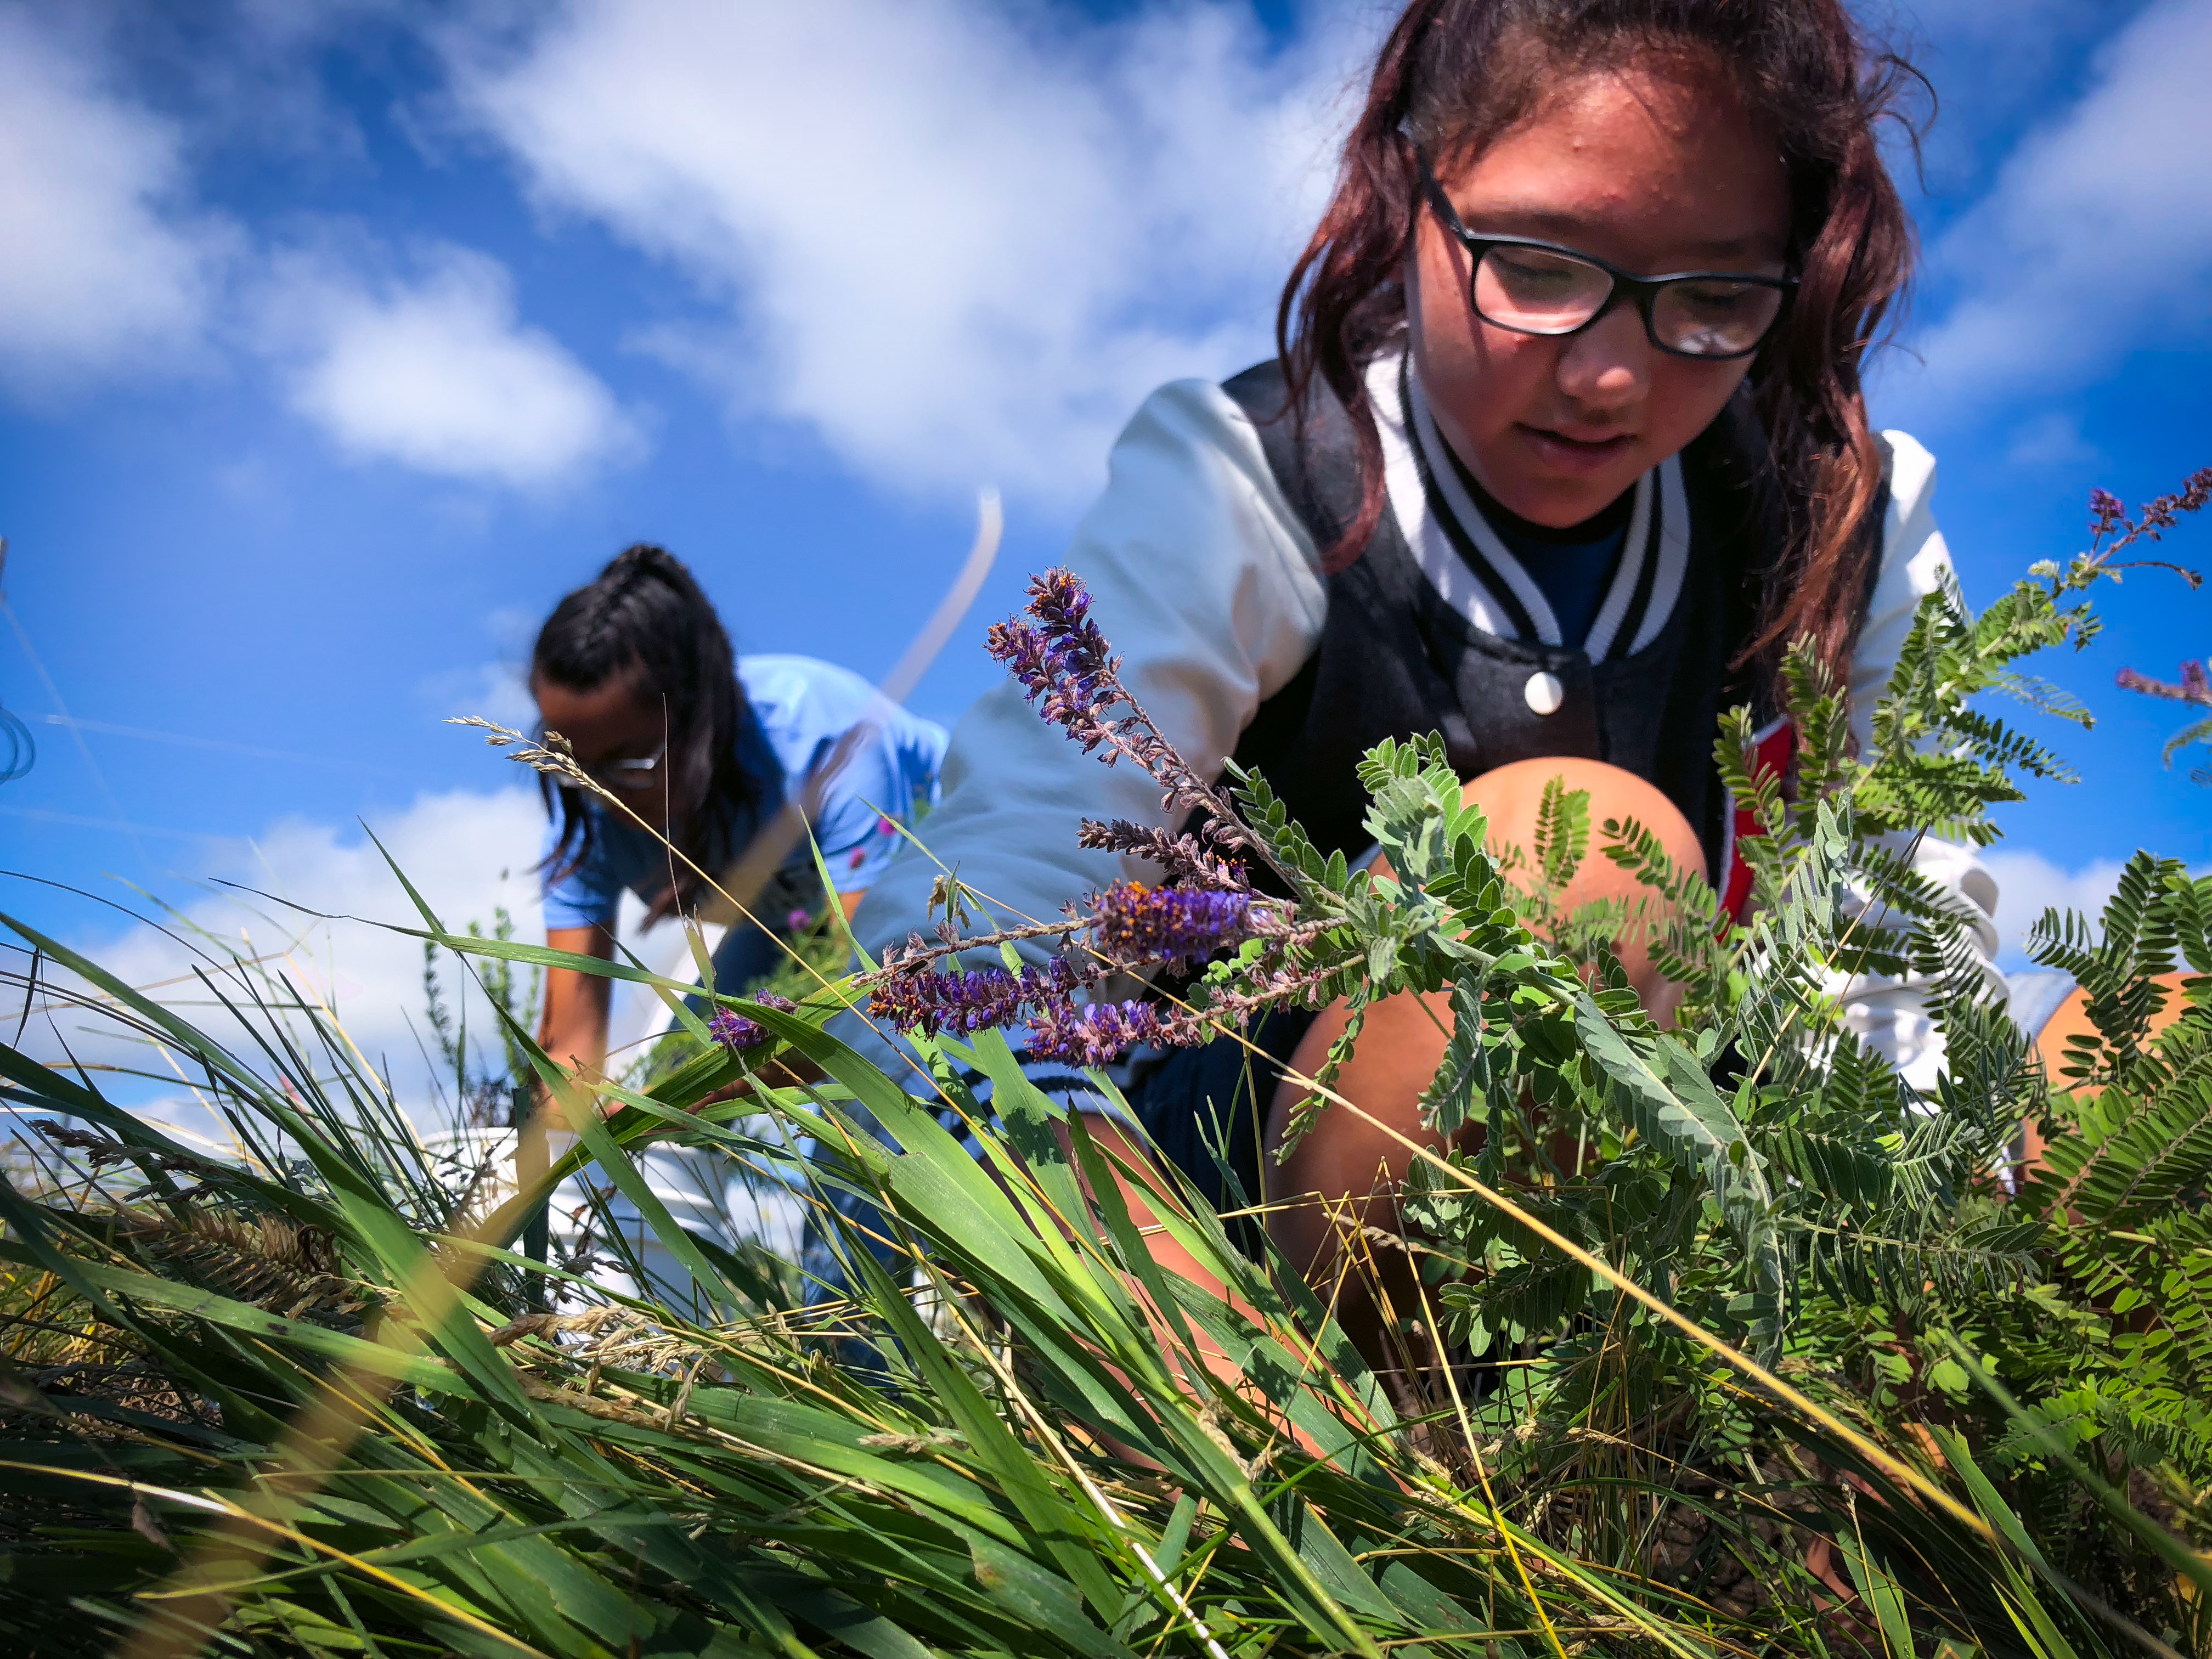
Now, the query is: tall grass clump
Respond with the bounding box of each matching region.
[3,474,2210,1657]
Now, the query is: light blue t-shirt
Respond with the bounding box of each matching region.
[539,654,947,937]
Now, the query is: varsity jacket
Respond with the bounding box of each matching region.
[837,349,2001,1096]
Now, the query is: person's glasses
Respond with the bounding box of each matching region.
[580,737,667,790]
[1413,145,1795,360]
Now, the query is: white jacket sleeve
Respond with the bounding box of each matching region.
[1835,431,2005,1092]
[828,379,1328,1080]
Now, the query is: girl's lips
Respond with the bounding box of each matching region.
[1516,422,1635,477]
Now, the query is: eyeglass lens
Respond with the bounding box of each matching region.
[588,754,661,787]
[1471,244,1782,357]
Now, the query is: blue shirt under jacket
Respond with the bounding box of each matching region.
[539,654,947,943]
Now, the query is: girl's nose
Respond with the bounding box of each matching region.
[1554,303,1649,414]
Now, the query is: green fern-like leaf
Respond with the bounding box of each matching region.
[1532,774,1592,891]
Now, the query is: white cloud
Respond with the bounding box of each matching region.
[22,786,709,1124]
[1896,0,2212,419]
[259,239,644,489]
[437,0,1365,499]
[418,658,535,730]
[25,788,545,1113]
[2004,410,2101,471]
[1981,848,2130,966]
[0,9,230,395]
[1887,0,2129,138]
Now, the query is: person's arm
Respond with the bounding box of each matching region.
[516,924,614,1251]
[1835,431,2005,1093]
[830,376,1329,1089]
[538,924,617,1076]
[534,800,633,1086]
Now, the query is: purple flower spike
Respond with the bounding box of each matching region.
[981,567,1294,891]
[1093,881,1252,968]
[867,957,1082,1039]
[987,617,1054,703]
[2089,487,2126,538]
[708,1008,763,1049]
[985,569,1128,758]
[868,964,1025,1036]
[1026,998,1164,1066]
[1025,569,1112,670]
[709,994,795,1052]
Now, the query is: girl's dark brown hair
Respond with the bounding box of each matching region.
[533,544,758,918]
[1280,0,1921,676]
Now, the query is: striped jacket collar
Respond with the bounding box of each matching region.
[1368,350,1690,663]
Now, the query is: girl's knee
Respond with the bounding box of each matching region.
[1272,759,1701,1189]
[1460,757,1703,881]
[1461,759,1701,1023]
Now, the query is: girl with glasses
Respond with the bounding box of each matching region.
[529,544,946,1085]
[838,0,1999,1356]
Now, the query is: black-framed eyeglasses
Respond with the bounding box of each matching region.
[580,736,667,790]
[1412,145,1795,360]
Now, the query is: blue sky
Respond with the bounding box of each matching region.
[4,0,2210,1101]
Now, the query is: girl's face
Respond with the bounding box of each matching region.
[1409,59,1791,527]
[534,671,677,830]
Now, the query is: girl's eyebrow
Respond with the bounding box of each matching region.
[1458,204,1779,264]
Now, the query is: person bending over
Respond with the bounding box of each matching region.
[838,0,2000,1359]
[532,544,946,1082]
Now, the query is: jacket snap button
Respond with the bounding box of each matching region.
[1524,671,1564,716]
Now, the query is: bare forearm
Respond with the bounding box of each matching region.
[539,927,615,1076]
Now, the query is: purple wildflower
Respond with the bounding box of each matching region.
[983,569,1299,890]
[2089,487,2125,539]
[1026,568,1113,668]
[868,964,1024,1036]
[1092,880,1252,968]
[987,622,1119,754]
[2087,468,2212,554]
[1026,998,1165,1066]
[985,569,1125,757]
[709,992,795,1052]
[2136,467,2212,540]
[1077,819,1250,890]
[2117,660,2212,708]
[985,616,1053,700]
[867,956,1083,1039]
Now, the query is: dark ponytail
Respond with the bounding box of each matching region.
[1280,0,1923,682]
[532,544,757,917]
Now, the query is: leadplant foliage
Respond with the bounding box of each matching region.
[3,481,2210,1656]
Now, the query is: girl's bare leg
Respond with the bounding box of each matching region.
[1261,758,1707,1367]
